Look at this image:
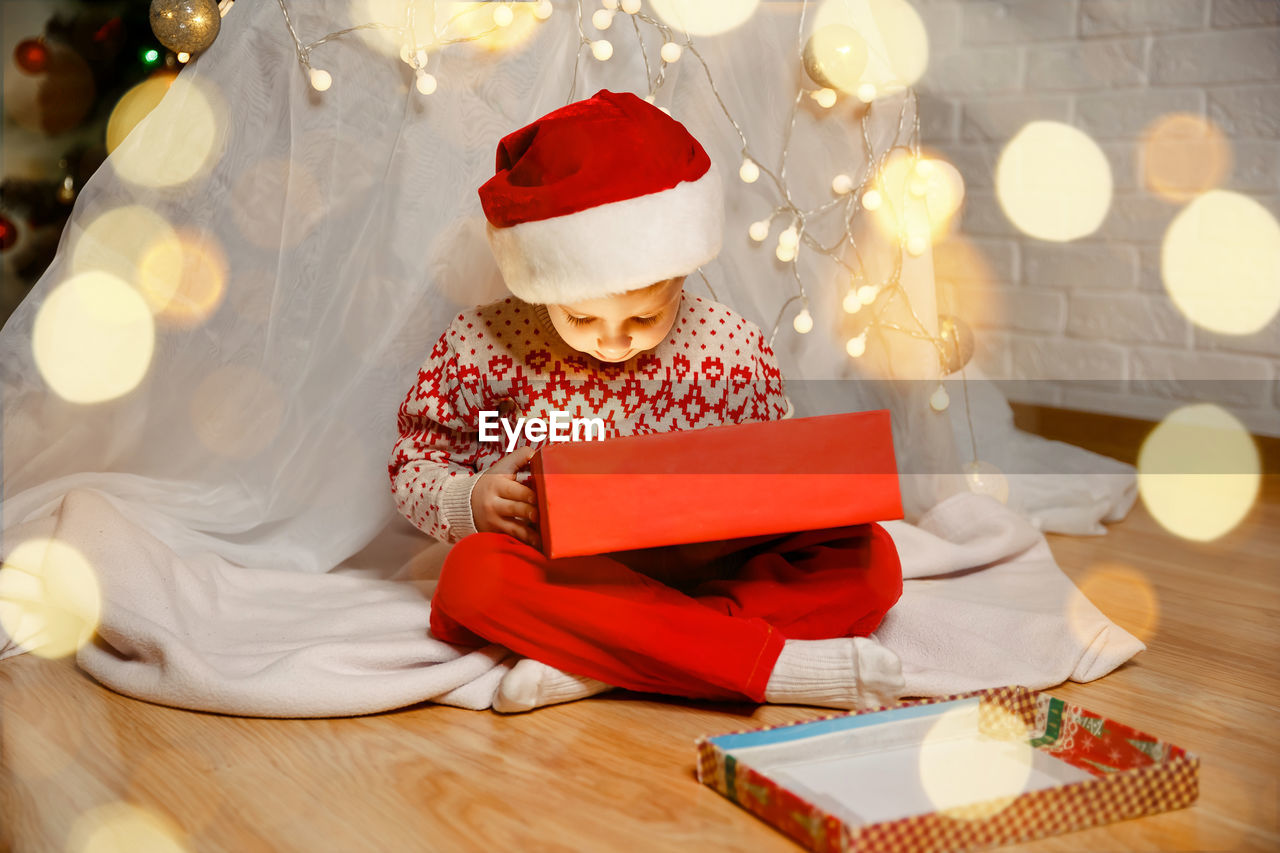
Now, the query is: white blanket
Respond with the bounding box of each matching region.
[0,488,1142,716]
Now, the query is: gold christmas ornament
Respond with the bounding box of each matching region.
[150,0,221,56]
[938,314,975,375]
[801,24,869,93]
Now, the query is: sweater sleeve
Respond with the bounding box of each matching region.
[749,326,793,422]
[388,322,485,543]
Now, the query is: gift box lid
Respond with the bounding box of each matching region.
[696,685,1200,853]
[532,409,902,558]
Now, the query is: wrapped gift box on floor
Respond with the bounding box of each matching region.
[696,685,1200,853]
[530,409,901,559]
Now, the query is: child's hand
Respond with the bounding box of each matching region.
[471,445,541,549]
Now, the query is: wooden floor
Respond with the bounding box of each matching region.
[3,426,1278,851]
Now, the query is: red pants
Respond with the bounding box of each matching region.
[429,524,902,703]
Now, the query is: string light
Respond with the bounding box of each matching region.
[621,0,641,13]
[857,284,879,305]
[793,308,814,334]
[861,189,882,210]
[534,0,554,20]
[748,220,770,242]
[177,51,191,63]
[309,68,331,91]
[739,157,760,183]
[929,385,950,411]
[831,173,853,195]
[660,42,682,63]
[603,0,619,9]
[416,69,437,95]
[842,290,861,314]
[845,332,867,358]
[812,87,837,108]
[856,82,876,103]
[492,4,514,27]
[593,8,614,29]
[591,39,613,60]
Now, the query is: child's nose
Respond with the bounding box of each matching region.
[598,330,631,352]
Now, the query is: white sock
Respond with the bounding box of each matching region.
[492,658,614,714]
[763,637,906,711]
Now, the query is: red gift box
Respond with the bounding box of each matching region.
[530,409,901,559]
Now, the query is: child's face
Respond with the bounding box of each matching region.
[547,277,685,363]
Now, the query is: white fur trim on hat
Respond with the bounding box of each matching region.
[486,162,723,305]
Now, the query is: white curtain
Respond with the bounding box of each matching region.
[0,0,1139,715]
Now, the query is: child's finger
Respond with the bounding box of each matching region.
[495,497,537,523]
[495,478,537,506]
[498,519,538,549]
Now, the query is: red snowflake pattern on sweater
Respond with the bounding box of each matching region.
[388,292,790,543]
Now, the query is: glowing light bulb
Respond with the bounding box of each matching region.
[857,284,879,305]
[591,39,613,61]
[309,68,331,91]
[813,87,837,108]
[493,4,514,27]
[793,309,814,334]
[845,332,867,358]
[661,42,682,63]
[778,226,799,249]
[856,83,876,103]
[843,290,862,313]
[776,244,796,263]
[748,220,770,242]
[416,70,437,95]
[739,158,760,183]
[621,0,641,13]
[916,159,935,177]
[906,233,928,256]
[862,189,882,210]
[909,175,928,197]
[593,8,614,29]
[832,173,853,195]
[177,52,190,63]
[930,384,950,411]
[603,0,619,9]
[534,0,554,20]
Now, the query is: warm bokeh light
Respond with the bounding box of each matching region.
[442,1,542,51]
[33,272,156,404]
[111,76,223,188]
[649,0,761,36]
[70,205,178,284]
[804,24,869,94]
[1138,404,1260,542]
[0,538,100,660]
[1161,190,1280,336]
[349,0,436,57]
[996,121,1112,242]
[918,702,1033,821]
[1069,563,1160,647]
[815,0,929,94]
[105,73,177,154]
[67,801,189,853]
[1142,113,1231,203]
[137,228,229,328]
[189,365,285,459]
[867,150,965,244]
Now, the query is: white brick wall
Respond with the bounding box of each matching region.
[915,0,1280,437]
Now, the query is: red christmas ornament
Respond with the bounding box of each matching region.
[0,214,18,251]
[14,39,49,74]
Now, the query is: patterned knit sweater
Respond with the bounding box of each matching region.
[388,291,791,543]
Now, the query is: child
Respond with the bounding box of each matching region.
[389,90,905,713]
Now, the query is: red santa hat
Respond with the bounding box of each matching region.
[477,89,723,305]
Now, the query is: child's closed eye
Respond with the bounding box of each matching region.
[565,314,661,327]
